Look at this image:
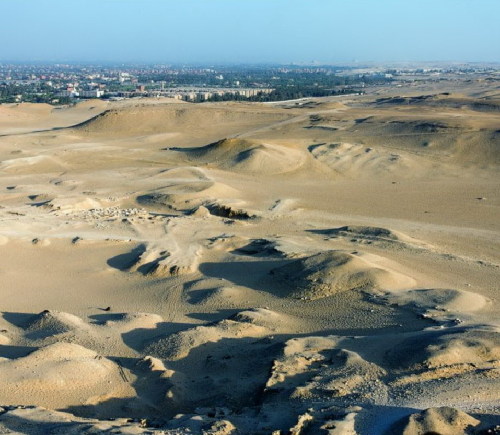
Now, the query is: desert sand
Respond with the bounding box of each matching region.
[0,85,499,434]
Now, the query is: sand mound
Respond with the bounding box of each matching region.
[387,288,489,318]
[270,251,415,300]
[137,180,238,212]
[230,143,305,174]
[338,115,500,167]
[321,225,399,241]
[137,166,240,212]
[260,329,499,432]
[0,155,65,173]
[387,326,500,370]
[308,142,428,177]
[24,310,91,339]
[230,308,288,330]
[145,314,279,412]
[0,342,134,409]
[312,225,428,250]
[188,286,243,305]
[396,407,480,435]
[281,407,360,435]
[387,119,451,134]
[191,204,211,217]
[265,335,387,411]
[99,312,163,333]
[113,237,202,277]
[177,138,306,174]
[0,103,52,125]
[145,317,268,360]
[125,243,201,277]
[151,166,209,181]
[0,315,15,345]
[375,93,500,113]
[48,196,101,213]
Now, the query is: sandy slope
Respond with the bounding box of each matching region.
[0,86,499,434]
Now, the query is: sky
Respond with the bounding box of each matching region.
[1,0,499,64]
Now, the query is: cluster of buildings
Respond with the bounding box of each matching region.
[56,89,105,98]
[4,63,497,105]
[106,86,274,101]
[0,64,276,104]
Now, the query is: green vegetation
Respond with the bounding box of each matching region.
[0,82,66,104]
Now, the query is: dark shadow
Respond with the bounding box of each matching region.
[185,309,241,322]
[306,226,399,242]
[120,321,198,353]
[63,397,170,422]
[1,311,36,327]
[198,258,292,293]
[305,228,336,236]
[354,116,374,124]
[307,143,327,153]
[88,313,127,323]
[185,287,218,304]
[28,200,52,207]
[357,404,422,435]
[232,239,283,257]
[63,397,147,419]
[303,125,338,131]
[0,412,95,434]
[162,137,230,154]
[204,203,256,220]
[106,243,146,271]
[0,344,37,358]
[163,336,283,412]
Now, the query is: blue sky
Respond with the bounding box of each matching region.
[1,0,499,63]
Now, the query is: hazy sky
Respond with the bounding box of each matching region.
[1,0,499,64]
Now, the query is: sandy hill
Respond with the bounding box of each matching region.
[270,250,416,300]
[243,96,500,170]
[373,93,500,112]
[73,104,292,137]
[0,100,108,135]
[172,138,307,174]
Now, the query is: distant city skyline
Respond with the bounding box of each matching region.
[1,0,499,64]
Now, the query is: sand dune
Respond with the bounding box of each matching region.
[308,142,431,177]
[270,251,416,300]
[0,87,499,433]
[310,225,429,251]
[396,407,481,435]
[0,100,108,134]
[74,104,291,139]
[137,177,239,212]
[0,342,135,410]
[387,325,500,370]
[374,92,500,113]
[145,314,269,360]
[172,138,307,174]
